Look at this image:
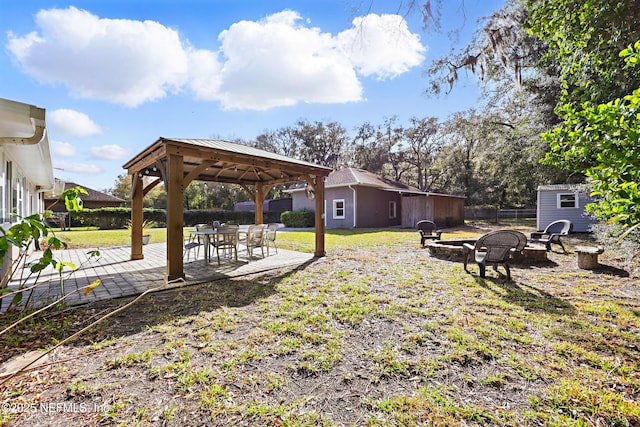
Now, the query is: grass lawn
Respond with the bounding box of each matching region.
[52,223,489,252]
[1,222,638,426]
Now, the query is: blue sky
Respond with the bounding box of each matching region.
[1,0,505,192]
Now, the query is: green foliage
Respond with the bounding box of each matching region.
[527,0,640,226]
[184,210,280,226]
[70,208,166,229]
[61,186,87,212]
[280,210,315,228]
[541,42,640,225]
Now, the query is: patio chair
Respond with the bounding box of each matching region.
[463,230,527,281]
[214,224,239,265]
[183,223,210,260]
[529,220,573,253]
[265,223,278,255]
[183,234,200,261]
[242,224,267,259]
[416,220,443,247]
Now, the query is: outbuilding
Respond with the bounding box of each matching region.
[288,168,465,229]
[536,184,597,233]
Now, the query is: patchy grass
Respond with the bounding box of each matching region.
[1,223,638,426]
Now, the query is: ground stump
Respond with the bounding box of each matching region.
[575,246,604,269]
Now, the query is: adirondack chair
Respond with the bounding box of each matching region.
[463,230,528,281]
[529,220,573,253]
[416,220,443,247]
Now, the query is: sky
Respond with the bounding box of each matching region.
[1,0,505,192]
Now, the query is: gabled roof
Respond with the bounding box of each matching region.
[45,180,125,203]
[326,168,420,191]
[288,167,465,198]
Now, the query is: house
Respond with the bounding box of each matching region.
[537,184,597,233]
[0,98,59,273]
[44,179,125,212]
[287,168,465,229]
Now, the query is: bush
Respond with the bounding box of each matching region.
[281,210,315,228]
[67,208,283,229]
[68,208,166,229]
[184,210,281,226]
[591,223,640,273]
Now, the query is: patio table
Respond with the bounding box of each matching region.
[190,225,249,264]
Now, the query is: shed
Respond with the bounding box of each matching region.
[288,168,465,229]
[537,184,597,233]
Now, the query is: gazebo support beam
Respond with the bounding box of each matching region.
[166,153,185,282]
[314,176,326,257]
[130,173,144,260]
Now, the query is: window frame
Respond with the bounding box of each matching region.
[333,199,345,219]
[389,200,397,219]
[557,192,579,209]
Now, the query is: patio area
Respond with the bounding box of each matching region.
[4,243,316,310]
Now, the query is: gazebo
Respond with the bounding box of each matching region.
[123,138,332,282]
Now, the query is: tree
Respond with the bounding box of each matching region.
[293,120,350,169]
[527,0,640,225]
[108,173,132,207]
[403,116,441,191]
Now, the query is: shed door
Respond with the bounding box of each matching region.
[401,196,429,228]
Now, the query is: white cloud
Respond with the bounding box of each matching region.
[54,160,103,174]
[7,8,425,110]
[51,140,76,157]
[7,7,188,107]
[48,109,102,137]
[90,144,130,160]
[208,10,363,110]
[337,14,426,79]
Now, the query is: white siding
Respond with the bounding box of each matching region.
[537,186,597,232]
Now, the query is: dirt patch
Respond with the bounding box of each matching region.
[1,226,638,426]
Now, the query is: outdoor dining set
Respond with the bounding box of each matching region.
[183,222,278,265]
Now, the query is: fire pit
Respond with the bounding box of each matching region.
[425,238,548,263]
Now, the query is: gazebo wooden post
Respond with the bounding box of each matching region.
[314,176,326,257]
[166,152,185,281]
[255,182,264,225]
[130,173,144,260]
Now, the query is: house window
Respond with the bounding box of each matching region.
[389,201,397,219]
[557,193,578,209]
[333,199,345,219]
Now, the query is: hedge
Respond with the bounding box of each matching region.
[280,209,315,227]
[68,208,283,229]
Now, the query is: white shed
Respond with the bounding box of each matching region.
[536,184,598,233]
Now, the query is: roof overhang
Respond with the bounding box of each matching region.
[123,137,332,186]
[0,98,55,189]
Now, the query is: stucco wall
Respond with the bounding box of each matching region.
[326,187,355,228]
[355,186,401,228]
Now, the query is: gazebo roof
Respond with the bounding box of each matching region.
[123,137,332,185]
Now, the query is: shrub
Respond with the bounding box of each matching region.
[281,210,315,228]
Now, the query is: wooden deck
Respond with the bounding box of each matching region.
[3,243,315,310]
